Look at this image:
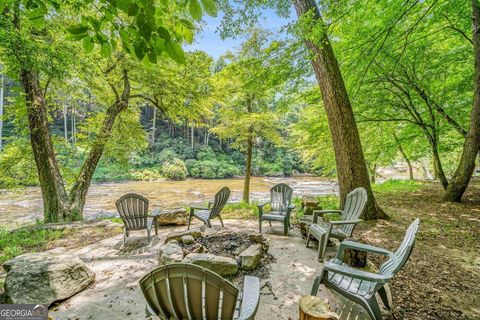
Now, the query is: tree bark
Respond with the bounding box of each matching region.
[68,69,130,215]
[292,0,386,220]
[21,69,69,222]
[243,133,253,203]
[152,105,157,144]
[444,0,480,201]
[393,133,414,180]
[63,100,68,141]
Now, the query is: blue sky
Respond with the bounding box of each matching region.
[187,8,295,60]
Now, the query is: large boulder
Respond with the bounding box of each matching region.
[165,229,202,243]
[153,208,189,226]
[182,253,238,276]
[239,244,263,270]
[158,241,184,265]
[2,248,95,305]
[181,235,195,244]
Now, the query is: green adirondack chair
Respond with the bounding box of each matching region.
[311,218,420,320]
[306,187,367,261]
[188,187,230,229]
[139,263,260,320]
[258,183,295,235]
[115,193,155,245]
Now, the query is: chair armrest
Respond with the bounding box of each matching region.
[324,261,390,284]
[287,204,295,209]
[238,276,260,320]
[257,202,270,208]
[337,240,393,257]
[329,219,362,225]
[190,206,210,211]
[313,210,343,223]
[207,202,213,209]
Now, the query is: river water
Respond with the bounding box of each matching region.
[0,176,338,227]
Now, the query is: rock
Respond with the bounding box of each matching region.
[182,253,238,276]
[165,229,202,243]
[181,235,195,244]
[2,247,95,305]
[153,208,189,226]
[190,243,208,253]
[239,244,263,270]
[202,228,231,238]
[247,232,270,252]
[159,242,184,265]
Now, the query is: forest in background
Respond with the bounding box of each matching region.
[0,0,478,222]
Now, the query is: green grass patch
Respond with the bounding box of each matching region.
[372,179,422,194]
[222,202,258,219]
[0,227,65,264]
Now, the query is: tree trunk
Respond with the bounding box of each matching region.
[393,133,414,180]
[68,69,131,216]
[429,139,449,190]
[444,0,480,201]
[243,133,253,203]
[292,0,386,220]
[152,106,157,144]
[21,69,69,222]
[63,100,68,141]
[191,123,194,149]
[0,70,4,152]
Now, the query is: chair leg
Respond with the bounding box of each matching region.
[123,229,128,246]
[310,267,325,296]
[306,229,311,248]
[283,220,288,236]
[268,220,272,228]
[259,218,262,233]
[318,233,326,262]
[147,227,151,244]
[206,220,212,228]
[378,286,392,310]
[363,296,383,320]
[218,215,224,228]
[187,215,192,230]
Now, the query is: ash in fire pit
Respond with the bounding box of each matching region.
[177,229,276,284]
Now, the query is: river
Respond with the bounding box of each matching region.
[0,176,338,227]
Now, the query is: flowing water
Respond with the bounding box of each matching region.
[0,176,338,227]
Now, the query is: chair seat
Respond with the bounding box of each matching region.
[261,211,288,222]
[326,259,376,299]
[309,222,348,239]
[193,210,211,222]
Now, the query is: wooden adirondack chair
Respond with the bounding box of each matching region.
[188,187,230,229]
[307,187,367,261]
[139,263,260,320]
[311,219,420,320]
[258,183,295,235]
[115,193,155,245]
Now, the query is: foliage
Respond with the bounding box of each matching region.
[162,158,187,180]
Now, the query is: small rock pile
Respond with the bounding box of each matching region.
[158,228,273,279]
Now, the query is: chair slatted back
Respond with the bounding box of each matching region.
[379,219,420,277]
[270,183,293,214]
[139,264,239,320]
[340,187,367,236]
[116,193,149,230]
[209,187,230,219]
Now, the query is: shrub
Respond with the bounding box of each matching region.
[130,167,163,181]
[259,162,284,177]
[186,159,240,178]
[162,158,187,180]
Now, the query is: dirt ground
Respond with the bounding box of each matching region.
[361,182,480,320]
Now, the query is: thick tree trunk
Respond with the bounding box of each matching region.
[21,69,69,222]
[243,134,253,203]
[444,0,480,201]
[68,69,130,216]
[292,0,386,220]
[393,133,414,180]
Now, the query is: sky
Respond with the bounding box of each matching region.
[186,8,295,60]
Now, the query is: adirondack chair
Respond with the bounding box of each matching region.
[188,187,230,229]
[306,187,367,261]
[258,183,295,235]
[139,263,260,320]
[115,193,155,245]
[311,219,420,320]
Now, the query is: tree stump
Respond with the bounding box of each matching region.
[299,296,339,320]
[302,196,322,216]
[343,237,367,268]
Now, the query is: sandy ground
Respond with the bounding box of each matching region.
[49,219,370,320]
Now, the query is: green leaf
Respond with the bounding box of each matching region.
[119,29,130,44]
[180,18,194,30]
[67,24,89,35]
[83,37,95,53]
[189,0,202,21]
[128,3,139,16]
[166,41,185,64]
[200,0,217,17]
[157,26,171,41]
[134,40,146,60]
[147,50,157,64]
[100,42,111,57]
